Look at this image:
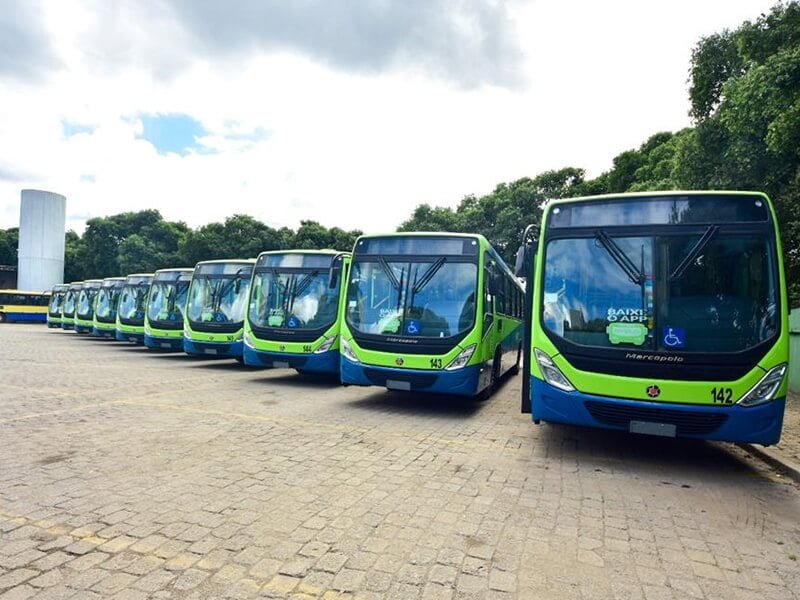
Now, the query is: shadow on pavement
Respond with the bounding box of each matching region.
[251,371,343,389]
[537,421,767,483]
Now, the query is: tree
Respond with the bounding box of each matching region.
[0,228,18,266]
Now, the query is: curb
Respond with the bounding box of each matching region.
[738,443,800,484]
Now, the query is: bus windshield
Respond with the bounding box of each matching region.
[95,286,121,322]
[250,270,339,331]
[347,259,477,338]
[118,283,150,323]
[187,273,250,325]
[148,275,191,325]
[63,290,78,316]
[542,232,777,353]
[49,292,65,316]
[77,286,100,319]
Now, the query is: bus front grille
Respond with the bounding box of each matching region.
[584,401,729,435]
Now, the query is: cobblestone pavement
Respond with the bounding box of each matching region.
[775,392,800,464]
[1,324,799,600]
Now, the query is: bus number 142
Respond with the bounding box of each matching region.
[711,387,733,404]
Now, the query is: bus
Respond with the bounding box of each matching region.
[115,274,154,344]
[61,282,83,330]
[93,277,125,338]
[47,284,69,328]
[184,259,255,359]
[73,279,103,333]
[144,268,193,350]
[340,233,524,397]
[515,191,788,445]
[244,250,350,374]
[0,290,50,323]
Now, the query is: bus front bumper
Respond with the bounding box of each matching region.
[116,330,144,344]
[93,326,116,338]
[74,324,93,334]
[341,358,485,396]
[145,334,184,351]
[243,346,340,373]
[531,377,785,445]
[184,338,243,358]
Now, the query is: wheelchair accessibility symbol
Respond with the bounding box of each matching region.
[662,326,685,349]
[406,320,420,335]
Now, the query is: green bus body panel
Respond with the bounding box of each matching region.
[529,191,790,405]
[244,251,351,355]
[342,233,524,370]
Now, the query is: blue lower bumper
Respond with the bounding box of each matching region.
[341,358,486,396]
[531,377,785,445]
[243,346,340,373]
[145,334,184,351]
[74,324,92,334]
[93,326,116,338]
[116,330,144,344]
[184,338,243,358]
[61,322,73,330]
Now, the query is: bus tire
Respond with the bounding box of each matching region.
[477,347,502,401]
[234,356,245,364]
[510,343,522,376]
[0,312,6,323]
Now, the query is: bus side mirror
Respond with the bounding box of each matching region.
[514,245,526,277]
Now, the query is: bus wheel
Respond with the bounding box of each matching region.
[510,343,522,376]
[476,349,502,401]
[0,312,6,323]
[234,356,244,364]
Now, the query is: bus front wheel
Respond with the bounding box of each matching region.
[510,343,522,376]
[0,312,6,323]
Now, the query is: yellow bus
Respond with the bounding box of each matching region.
[0,290,51,323]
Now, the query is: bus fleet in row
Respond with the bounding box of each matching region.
[37,192,790,445]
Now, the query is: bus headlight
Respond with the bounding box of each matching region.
[341,338,359,362]
[445,344,476,370]
[535,349,575,392]
[738,364,787,407]
[243,331,254,348]
[314,335,337,354]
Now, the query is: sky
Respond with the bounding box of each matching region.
[0,0,781,234]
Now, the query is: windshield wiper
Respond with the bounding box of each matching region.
[595,230,644,285]
[378,258,402,290]
[287,270,320,314]
[411,257,446,295]
[669,225,719,281]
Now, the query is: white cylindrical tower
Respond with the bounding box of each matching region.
[17,189,66,291]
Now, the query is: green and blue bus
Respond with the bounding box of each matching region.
[144,268,193,350]
[61,282,83,330]
[244,250,349,374]
[115,274,154,344]
[516,191,788,445]
[74,279,103,333]
[47,284,69,328]
[0,290,50,323]
[93,277,125,338]
[340,233,524,397]
[184,259,255,358]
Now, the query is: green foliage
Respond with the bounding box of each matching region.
[0,227,18,266]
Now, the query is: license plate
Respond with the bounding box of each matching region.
[386,380,411,391]
[273,361,290,369]
[129,337,137,343]
[161,343,172,349]
[629,420,676,437]
[204,348,218,355]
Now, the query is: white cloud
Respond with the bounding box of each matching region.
[0,0,780,235]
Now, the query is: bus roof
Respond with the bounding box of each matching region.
[546,190,770,208]
[256,249,350,258]
[84,279,104,284]
[357,232,484,241]
[154,267,194,273]
[102,277,126,282]
[125,273,154,278]
[0,289,50,295]
[194,259,255,266]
